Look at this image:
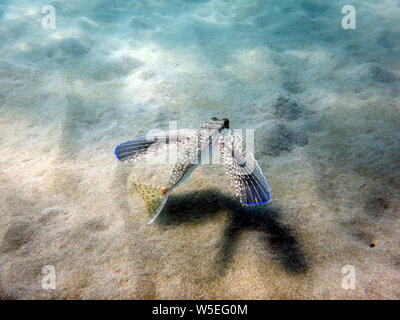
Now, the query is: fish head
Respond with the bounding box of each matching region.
[208,117,230,131]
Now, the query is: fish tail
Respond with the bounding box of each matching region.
[132,183,169,224]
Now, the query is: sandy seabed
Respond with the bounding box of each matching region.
[0,0,399,299]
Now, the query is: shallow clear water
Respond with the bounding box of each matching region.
[0,0,399,299]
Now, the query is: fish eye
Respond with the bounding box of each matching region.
[223,118,229,128]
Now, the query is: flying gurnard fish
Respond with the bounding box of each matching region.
[114,118,271,224]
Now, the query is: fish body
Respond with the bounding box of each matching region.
[115,117,270,224]
[166,118,228,191]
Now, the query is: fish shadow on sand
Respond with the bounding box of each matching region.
[156,189,309,277]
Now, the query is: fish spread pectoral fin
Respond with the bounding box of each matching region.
[218,132,271,206]
[114,136,159,162]
[115,130,194,163]
[132,183,169,224]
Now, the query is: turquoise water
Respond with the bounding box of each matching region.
[0,0,399,299]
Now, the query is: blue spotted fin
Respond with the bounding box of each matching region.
[114,130,192,163]
[132,183,169,224]
[219,132,271,206]
[115,136,157,162]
